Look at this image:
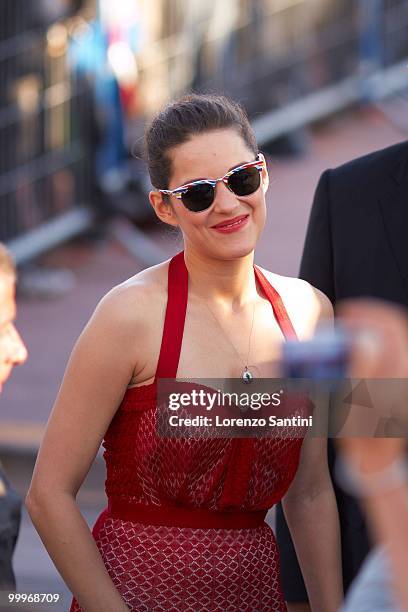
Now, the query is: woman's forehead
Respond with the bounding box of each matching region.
[168,129,254,186]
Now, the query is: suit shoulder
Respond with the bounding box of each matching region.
[330,140,408,186]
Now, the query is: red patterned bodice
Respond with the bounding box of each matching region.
[71,253,306,612]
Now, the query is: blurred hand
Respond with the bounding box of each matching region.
[339,299,408,379]
[336,299,408,476]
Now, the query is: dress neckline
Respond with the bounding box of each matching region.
[127,251,297,392]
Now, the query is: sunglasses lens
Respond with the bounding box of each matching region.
[228,167,261,196]
[181,183,215,212]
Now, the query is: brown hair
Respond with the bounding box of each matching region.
[143,93,258,190]
[0,243,16,281]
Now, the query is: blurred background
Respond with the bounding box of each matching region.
[0,0,407,609]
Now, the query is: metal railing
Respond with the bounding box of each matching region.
[2,0,408,264]
[135,0,408,123]
[0,4,95,263]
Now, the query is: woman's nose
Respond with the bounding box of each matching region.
[212,181,239,213]
[8,325,28,365]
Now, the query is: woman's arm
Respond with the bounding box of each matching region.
[281,285,342,610]
[282,435,343,612]
[26,286,145,612]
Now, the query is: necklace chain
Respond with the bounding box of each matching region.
[204,301,256,383]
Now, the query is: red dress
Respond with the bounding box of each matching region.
[71,252,306,612]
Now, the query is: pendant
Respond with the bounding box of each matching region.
[242,367,253,384]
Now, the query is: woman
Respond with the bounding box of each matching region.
[26,94,342,611]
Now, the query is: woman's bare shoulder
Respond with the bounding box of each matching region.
[92,259,171,331]
[256,266,333,339]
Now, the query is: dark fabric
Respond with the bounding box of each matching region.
[0,466,22,590]
[276,140,408,602]
[301,141,408,305]
[275,502,307,601]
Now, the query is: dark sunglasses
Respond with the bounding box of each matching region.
[157,155,265,212]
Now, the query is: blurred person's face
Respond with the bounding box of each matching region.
[0,276,27,393]
[150,128,269,261]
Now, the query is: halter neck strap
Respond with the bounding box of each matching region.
[155,252,297,380]
[254,266,298,340]
[155,252,188,380]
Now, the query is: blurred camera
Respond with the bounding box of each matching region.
[282,325,351,379]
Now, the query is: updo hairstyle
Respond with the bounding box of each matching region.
[143,94,258,191]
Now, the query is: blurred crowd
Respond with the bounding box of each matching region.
[2,0,408,250]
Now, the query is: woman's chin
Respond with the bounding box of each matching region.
[211,229,260,259]
[207,239,256,261]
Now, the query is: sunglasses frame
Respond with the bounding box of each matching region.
[157,154,265,212]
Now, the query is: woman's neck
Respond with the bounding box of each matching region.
[183,247,258,309]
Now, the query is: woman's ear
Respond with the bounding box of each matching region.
[258,153,269,193]
[149,191,179,227]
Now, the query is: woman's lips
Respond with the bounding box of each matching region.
[210,214,249,234]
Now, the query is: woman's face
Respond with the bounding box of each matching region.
[152,128,269,261]
[0,277,27,394]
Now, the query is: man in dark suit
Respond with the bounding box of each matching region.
[276,140,408,610]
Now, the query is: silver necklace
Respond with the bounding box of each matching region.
[205,301,256,384]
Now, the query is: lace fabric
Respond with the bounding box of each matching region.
[71,516,286,611]
[70,253,306,611]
